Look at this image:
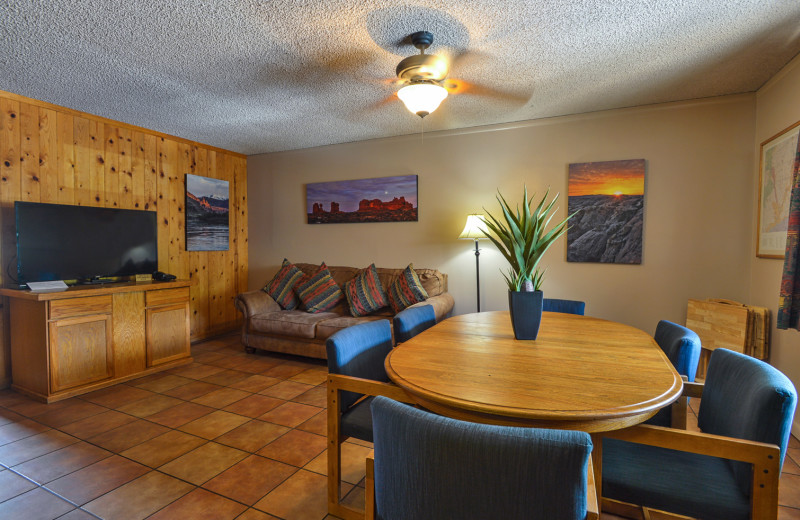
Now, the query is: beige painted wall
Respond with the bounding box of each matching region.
[752,54,800,433]
[248,94,755,336]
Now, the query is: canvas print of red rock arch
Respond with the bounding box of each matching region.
[306,175,418,224]
[567,159,645,264]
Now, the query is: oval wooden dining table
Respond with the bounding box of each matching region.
[385,310,683,433]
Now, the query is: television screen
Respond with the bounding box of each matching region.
[15,202,158,286]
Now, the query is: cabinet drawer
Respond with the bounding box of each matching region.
[146,287,190,307]
[49,296,112,320]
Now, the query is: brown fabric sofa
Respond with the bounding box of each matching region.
[234,263,454,359]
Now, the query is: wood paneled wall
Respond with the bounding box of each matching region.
[0,90,248,387]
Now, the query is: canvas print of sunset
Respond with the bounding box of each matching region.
[567,159,645,264]
[306,175,418,224]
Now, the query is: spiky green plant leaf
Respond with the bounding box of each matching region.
[482,186,577,292]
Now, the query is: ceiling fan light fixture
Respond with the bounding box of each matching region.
[397,82,448,118]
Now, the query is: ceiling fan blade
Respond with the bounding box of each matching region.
[315,49,380,75]
[443,79,530,105]
[362,93,398,112]
[447,49,492,69]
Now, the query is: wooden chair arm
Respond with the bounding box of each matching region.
[601,424,780,520]
[682,380,703,398]
[327,374,415,403]
[602,424,779,465]
[327,375,412,520]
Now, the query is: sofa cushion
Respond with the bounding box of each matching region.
[295,263,447,298]
[315,315,387,341]
[387,264,429,313]
[414,268,447,297]
[250,310,340,339]
[296,263,344,313]
[375,267,446,297]
[344,264,389,317]
[263,259,304,310]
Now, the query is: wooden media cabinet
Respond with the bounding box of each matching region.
[0,280,192,403]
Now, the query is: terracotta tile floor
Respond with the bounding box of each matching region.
[0,331,796,519]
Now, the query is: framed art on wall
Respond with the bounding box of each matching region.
[567,159,645,264]
[306,175,418,224]
[757,120,800,258]
[185,174,229,251]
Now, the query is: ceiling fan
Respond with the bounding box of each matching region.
[392,31,529,119]
[395,31,450,118]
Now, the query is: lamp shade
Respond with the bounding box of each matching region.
[458,214,487,240]
[397,82,448,118]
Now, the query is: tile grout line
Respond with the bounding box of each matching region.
[0,400,327,516]
[0,459,104,519]
[0,342,339,518]
[0,333,356,518]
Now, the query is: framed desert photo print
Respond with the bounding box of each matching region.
[185,174,230,251]
[306,175,418,224]
[567,159,645,264]
[758,120,800,258]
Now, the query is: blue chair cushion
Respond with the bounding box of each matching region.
[341,395,376,442]
[644,320,702,427]
[542,298,585,315]
[653,320,701,382]
[603,438,749,520]
[698,349,797,495]
[393,305,436,344]
[326,320,393,412]
[371,396,592,520]
[644,407,671,427]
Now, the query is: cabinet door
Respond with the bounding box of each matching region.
[146,302,190,366]
[49,314,113,392]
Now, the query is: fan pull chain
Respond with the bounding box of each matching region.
[420,117,424,145]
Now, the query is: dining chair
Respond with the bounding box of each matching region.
[543,298,586,315]
[646,319,702,427]
[601,348,797,520]
[392,304,436,344]
[365,395,599,520]
[325,320,415,520]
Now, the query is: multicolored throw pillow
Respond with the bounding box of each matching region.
[263,259,304,310]
[387,264,429,313]
[296,263,344,313]
[344,264,389,317]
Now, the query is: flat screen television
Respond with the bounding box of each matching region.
[15,201,158,286]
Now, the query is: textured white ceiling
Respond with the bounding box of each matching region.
[3,1,800,155]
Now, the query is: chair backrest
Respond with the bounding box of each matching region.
[371,395,593,520]
[654,320,701,382]
[543,298,586,315]
[698,348,797,495]
[393,305,436,344]
[326,320,393,412]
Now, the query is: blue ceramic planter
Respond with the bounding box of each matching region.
[508,290,544,340]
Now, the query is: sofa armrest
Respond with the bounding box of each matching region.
[410,293,454,323]
[235,290,281,318]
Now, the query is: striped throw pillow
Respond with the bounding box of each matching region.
[263,259,304,310]
[344,264,389,317]
[296,263,344,313]
[387,264,429,313]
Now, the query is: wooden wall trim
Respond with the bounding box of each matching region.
[0,91,248,388]
[0,89,247,159]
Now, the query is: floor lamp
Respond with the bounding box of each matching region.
[458,214,487,312]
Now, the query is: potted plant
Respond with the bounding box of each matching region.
[482,186,574,340]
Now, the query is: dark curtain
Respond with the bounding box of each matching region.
[778,135,800,330]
